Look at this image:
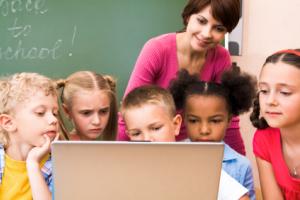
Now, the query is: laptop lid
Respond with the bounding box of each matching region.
[52,141,224,200]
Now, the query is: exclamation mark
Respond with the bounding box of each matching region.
[69,25,77,56]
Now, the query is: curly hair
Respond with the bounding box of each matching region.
[250,49,300,129]
[169,65,257,117]
[249,94,269,129]
[0,72,57,147]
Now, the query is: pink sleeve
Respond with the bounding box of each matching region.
[253,129,271,162]
[214,46,232,82]
[124,38,164,96]
[117,113,129,140]
[117,38,164,141]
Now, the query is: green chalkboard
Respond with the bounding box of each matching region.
[0,0,185,98]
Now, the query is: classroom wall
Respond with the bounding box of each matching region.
[231,0,300,196]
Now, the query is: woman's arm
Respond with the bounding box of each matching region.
[124,38,163,96]
[256,157,284,200]
[118,37,164,140]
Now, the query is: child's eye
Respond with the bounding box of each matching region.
[99,108,109,115]
[280,91,291,96]
[150,126,162,131]
[36,112,45,116]
[259,89,268,94]
[35,109,46,116]
[80,110,92,116]
[52,109,58,117]
[188,118,198,124]
[129,132,140,137]
[211,119,222,124]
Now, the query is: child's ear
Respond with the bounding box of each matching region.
[172,114,182,136]
[0,114,16,132]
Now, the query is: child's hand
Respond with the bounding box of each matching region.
[26,134,52,167]
[26,133,59,200]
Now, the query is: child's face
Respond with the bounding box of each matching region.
[259,61,300,128]
[12,91,59,147]
[184,95,230,142]
[65,89,110,140]
[124,104,181,142]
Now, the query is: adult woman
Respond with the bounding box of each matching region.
[118,0,245,155]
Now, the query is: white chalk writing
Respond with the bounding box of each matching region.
[0,0,48,17]
[7,18,32,38]
[1,0,78,61]
[0,39,62,60]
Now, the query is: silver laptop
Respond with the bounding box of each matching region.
[51,141,224,200]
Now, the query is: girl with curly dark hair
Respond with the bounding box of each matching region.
[169,66,257,199]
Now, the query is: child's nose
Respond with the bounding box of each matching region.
[49,114,58,125]
[143,132,154,142]
[199,124,210,136]
[92,114,101,125]
[266,91,278,106]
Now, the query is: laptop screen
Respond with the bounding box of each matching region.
[52,141,224,200]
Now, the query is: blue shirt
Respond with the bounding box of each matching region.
[222,144,255,200]
[0,145,53,192]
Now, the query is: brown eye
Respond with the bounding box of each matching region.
[259,89,268,95]
[99,108,109,115]
[53,111,58,117]
[188,118,198,123]
[129,131,140,137]
[80,110,92,116]
[197,18,206,25]
[211,119,222,124]
[36,112,45,116]
[280,91,291,96]
[151,126,162,131]
[215,26,226,33]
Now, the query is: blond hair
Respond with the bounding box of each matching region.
[121,85,176,118]
[57,71,117,140]
[0,72,57,147]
